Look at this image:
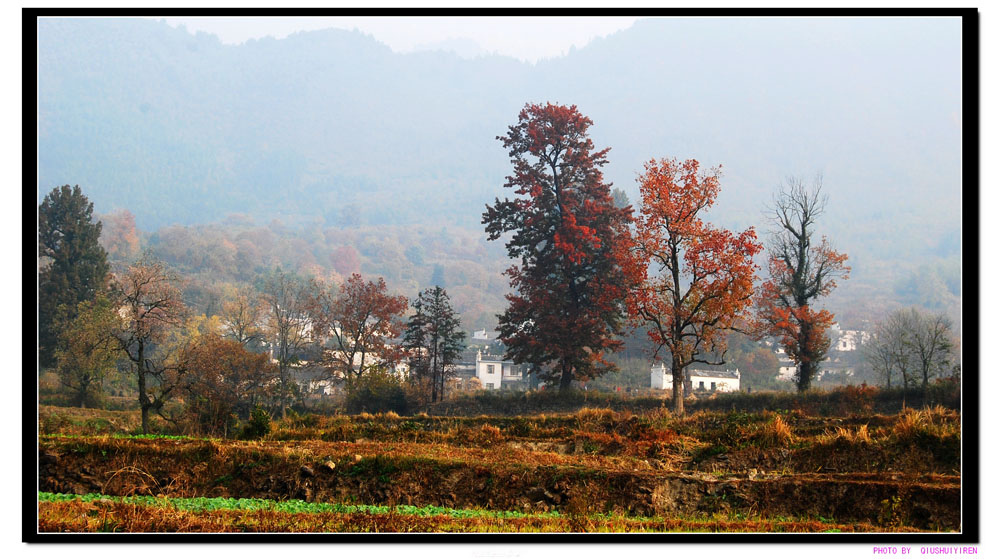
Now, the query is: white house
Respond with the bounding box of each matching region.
[817,356,854,379]
[834,330,869,352]
[475,351,523,390]
[777,360,797,381]
[829,323,870,352]
[650,364,740,392]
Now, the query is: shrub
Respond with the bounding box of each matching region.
[239,406,271,440]
[344,371,409,415]
[837,384,878,414]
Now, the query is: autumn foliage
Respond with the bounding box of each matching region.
[756,177,849,391]
[628,158,762,413]
[110,258,188,433]
[308,274,409,379]
[180,334,278,436]
[483,103,634,390]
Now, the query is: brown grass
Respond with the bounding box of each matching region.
[756,415,795,448]
[818,424,873,446]
[37,499,914,533]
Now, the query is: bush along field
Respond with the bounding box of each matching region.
[36,387,961,533]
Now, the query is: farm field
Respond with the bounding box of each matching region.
[35,393,961,533]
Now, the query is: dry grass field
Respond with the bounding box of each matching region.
[35,388,962,533]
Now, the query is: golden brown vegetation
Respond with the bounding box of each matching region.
[36,401,961,533]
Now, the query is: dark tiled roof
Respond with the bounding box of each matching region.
[687,369,741,379]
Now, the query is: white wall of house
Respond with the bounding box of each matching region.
[818,366,854,379]
[474,351,523,389]
[650,363,672,389]
[690,374,740,392]
[476,351,504,390]
[650,364,740,392]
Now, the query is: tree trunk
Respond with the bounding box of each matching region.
[796,322,813,392]
[431,343,439,403]
[137,342,150,434]
[278,363,289,419]
[797,361,816,392]
[559,362,574,391]
[671,354,684,415]
[140,405,149,435]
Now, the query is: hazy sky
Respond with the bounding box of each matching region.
[156,16,639,62]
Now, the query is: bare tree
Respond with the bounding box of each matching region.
[221,284,265,348]
[864,313,910,389]
[886,310,916,389]
[864,308,955,392]
[757,175,849,391]
[110,257,188,433]
[908,309,955,391]
[258,269,312,417]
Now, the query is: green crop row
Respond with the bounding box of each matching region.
[37,492,560,520]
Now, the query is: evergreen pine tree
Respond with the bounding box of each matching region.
[38,185,110,368]
[403,286,466,402]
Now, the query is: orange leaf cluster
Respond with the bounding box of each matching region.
[628,157,762,371]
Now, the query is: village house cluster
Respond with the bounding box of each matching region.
[770,323,869,383]
[282,320,871,397]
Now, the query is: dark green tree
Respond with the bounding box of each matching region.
[38,185,110,367]
[403,286,466,402]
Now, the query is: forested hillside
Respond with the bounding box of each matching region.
[38,17,964,326]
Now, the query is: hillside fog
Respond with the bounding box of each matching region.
[36,16,963,326]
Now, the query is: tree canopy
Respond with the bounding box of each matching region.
[628,157,762,413]
[756,177,850,391]
[38,185,109,367]
[483,102,634,390]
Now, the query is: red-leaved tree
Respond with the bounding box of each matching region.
[483,102,634,391]
[307,273,408,379]
[756,176,849,391]
[628,158,762,413]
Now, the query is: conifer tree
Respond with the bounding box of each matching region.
[38,185,110,367]
[403,286,466,402]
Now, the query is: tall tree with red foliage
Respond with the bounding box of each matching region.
[628,158,762,414]
[483,102,634,391]
[756,176,849,391]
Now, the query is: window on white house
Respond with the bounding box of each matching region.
[698,381,705,390]
[486,383,494,390]
[487,364,495,375]
[711,382,717,391]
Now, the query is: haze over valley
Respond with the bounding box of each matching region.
[36,16,963,328]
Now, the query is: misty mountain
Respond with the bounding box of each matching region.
[35,17,964,321]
